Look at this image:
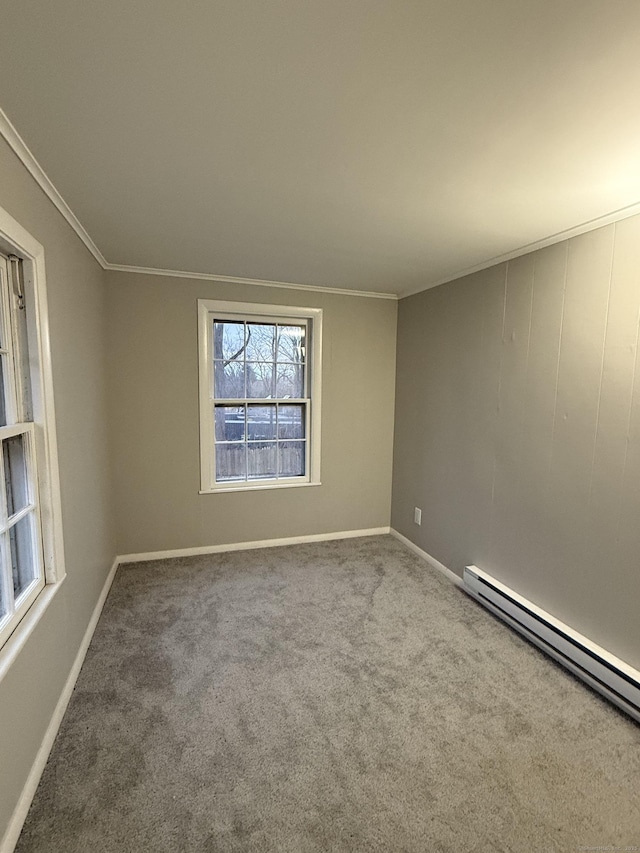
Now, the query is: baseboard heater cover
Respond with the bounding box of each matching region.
[463,565,640,724]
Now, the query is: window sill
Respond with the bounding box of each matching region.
[0,577,66,685]
[200,481,322,495]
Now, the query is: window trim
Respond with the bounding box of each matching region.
[0,421,45,650]
[0,204,66,681]
[198,299,322,493]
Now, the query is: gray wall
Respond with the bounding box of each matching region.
[0,139,116,841]
[392,216,640,669]
[106,272,397,555]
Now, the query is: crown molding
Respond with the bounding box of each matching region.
[0,107,396,300]
[104,262,397,300]
[5,102,638,304]
[399,199,640,299]
[0,106,109,268]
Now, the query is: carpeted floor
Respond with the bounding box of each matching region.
[16,535,640,852]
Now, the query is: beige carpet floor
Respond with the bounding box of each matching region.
[16,535,640,852]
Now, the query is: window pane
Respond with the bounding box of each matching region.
[0,537,7,620]
[11,512,36,599]
[214,406,245,441]
[214,360,245,398]
[246,364,274,398]
[0,357,6,427]
[215,443,246,481]
[247,441,277,479]
[4,433,29,517]
[247,405,277,440]
[277,325,305,363]
[276,362,304,398]
[279,441,305,478]
[214,321,245,362]
[14,296,33,422]
[278,405,305,439]
[246,324,275,362]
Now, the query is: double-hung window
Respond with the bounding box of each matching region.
[0,207,64,664]
[198,300,322,492]
[0,253,44,648]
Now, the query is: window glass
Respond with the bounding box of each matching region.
[278,405,304,439]
[214,406,245,442]
[212,317,307,481]
[246,363,274,399]
[247,441,277,479]
[214,360,244,398]
[10,513,35,599]
[276,325,305,363]
[279,441,305,477]
[200,300,320,490]
[4,433,29,516]
[0,360,6,427]
[214,321,245,361]
[0,548,7,620]
[276,362,304,398]
[246,323,275,361]
[215,443,246,482]
[247,405,277,440]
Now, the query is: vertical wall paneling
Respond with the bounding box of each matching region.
[513,242,568,589]
[488,253,535,574]
[609,217,640,653]
[462,265,507,566]
[392,215,640,667]
[584,217,640,591]
[541,226,615,613]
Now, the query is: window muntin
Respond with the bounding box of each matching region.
[213,318,307,484]
[0,254,44,648]
[199,301,322,492]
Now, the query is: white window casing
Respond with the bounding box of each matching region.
[0,205,66,678]
[198,300,322,493]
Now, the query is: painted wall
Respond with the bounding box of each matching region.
[392,216,640,669]
[106,272,397,555]
[0,139,115,841]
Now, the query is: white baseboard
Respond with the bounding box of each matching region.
[117,526,391,564]
[390,528,463,588]
[1,556,119,853]
[3,526,391,850]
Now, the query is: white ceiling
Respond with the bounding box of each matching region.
[1,0,640,296]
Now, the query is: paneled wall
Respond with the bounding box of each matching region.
[392,215,640,668]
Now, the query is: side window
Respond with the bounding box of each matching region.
[0,254,44,648]
[198,300,322,492]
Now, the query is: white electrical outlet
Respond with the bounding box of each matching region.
[414,507,422,525]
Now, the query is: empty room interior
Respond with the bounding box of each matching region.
[1,1,640,850]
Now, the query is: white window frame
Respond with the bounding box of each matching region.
[198,299,322,493]
[0,205,66,678]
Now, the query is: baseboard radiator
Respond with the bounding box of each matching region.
[463,565,640,724]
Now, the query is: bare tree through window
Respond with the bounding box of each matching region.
[212,319,307,482]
